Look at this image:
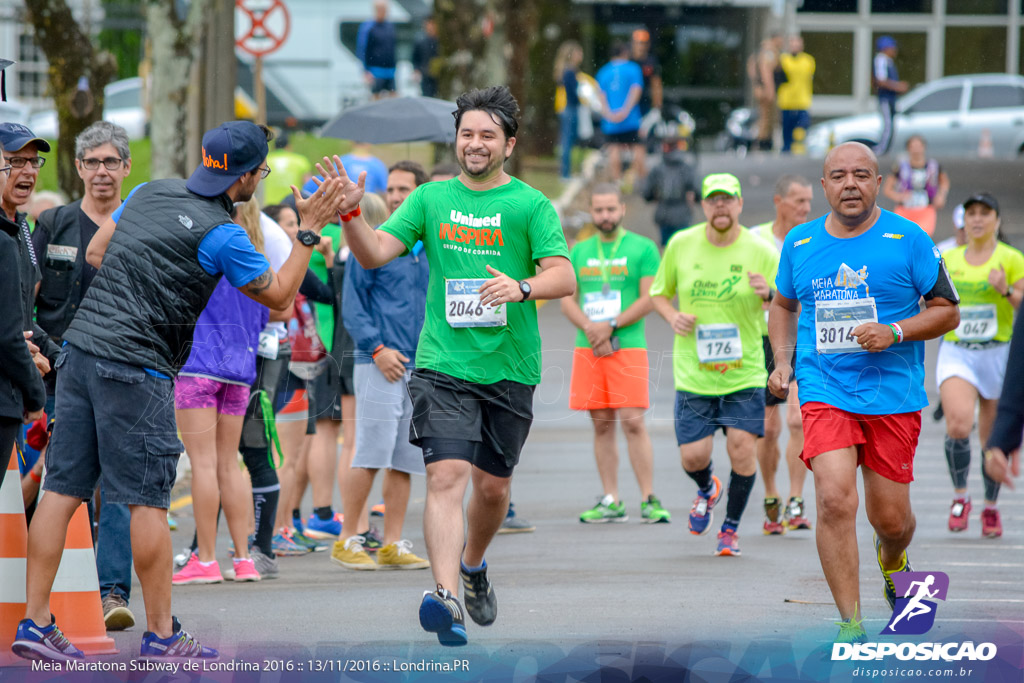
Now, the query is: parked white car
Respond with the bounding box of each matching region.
[805,74,1024,158]
[28,78,146,140]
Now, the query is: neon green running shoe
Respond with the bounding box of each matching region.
[640,495,671,524]
[834,604,867,644]
[579,494,628,523]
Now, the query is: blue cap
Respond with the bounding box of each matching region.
[0,122,51,153]
[876,36,897,51]
[186,121,268,197]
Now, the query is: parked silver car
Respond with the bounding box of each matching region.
[28,78,146,140]
[806,74,1024,158]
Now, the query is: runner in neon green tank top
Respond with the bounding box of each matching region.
[936,193,1024,538]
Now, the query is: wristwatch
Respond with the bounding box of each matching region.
[518,280,532,302]
[296,230,321,247]
[609,318,619,330]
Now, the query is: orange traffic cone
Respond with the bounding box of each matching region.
[48,502,117,654]
[0,445,28,665]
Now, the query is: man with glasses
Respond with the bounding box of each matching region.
[30,121,136,632]
[650,173,778,558]
[0,122,60,383]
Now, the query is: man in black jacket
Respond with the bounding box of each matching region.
[12,121,348,664]
[0,146,46,476]
[0,123,60,368]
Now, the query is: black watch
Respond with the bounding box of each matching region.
[518,280,532,302]
[296,230,321,247]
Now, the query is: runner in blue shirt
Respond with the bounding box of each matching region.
[768,142,959,643]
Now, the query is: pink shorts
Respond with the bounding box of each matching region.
[174,375,251,416]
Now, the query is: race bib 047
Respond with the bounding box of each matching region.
[955,304,997,342]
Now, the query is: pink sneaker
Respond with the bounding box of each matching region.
[948,497,971,532]
[172,554,223,585]
[232,557,261,582]
[981,507,1002,538]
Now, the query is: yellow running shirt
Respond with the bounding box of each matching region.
[943,242,1024,343]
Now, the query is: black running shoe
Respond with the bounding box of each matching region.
[460,562,497,626]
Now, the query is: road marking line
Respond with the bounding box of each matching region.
[169,495,192,512]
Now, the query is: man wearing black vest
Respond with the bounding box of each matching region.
[12,121,347,663]
[31,121,138,632]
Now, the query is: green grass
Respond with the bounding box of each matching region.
[35,133,566,201]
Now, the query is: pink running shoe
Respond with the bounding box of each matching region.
[948,497,971,532]
[172,554,223,585]
[981,507,1002,538]
[232,557,261,582]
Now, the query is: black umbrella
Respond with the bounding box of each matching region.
[319,96,457,144]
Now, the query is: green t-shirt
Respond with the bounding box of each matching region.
[942,241,1024,343]
[309,223,341,352]
[380,176,569,385]
[649,223,779,395]
[263,150,313,205]
[569,229,660,349]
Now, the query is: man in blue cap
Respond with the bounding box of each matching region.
[873,36,908,155]
[12,121,348,663]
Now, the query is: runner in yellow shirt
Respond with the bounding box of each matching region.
[650,173,778,557]
[937,193,1024,538]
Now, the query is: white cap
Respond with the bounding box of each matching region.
[952,204,965,230]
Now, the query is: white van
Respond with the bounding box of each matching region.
[235,0,431,126]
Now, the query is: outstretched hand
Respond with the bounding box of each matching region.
[320,155,366,217]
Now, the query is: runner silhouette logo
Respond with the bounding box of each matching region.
[883,571,949,635]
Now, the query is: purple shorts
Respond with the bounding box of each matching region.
[174,375,251,416]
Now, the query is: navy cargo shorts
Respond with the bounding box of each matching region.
[43,345,183,509]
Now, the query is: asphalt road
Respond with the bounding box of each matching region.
[8,154,1022,682]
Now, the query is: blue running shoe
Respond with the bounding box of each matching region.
[140,616,218,661]
[11,616,84,662]
[419,586,468,647]
[290,529,328,552]
[688,475,722,536]
[272,531,308,557]
[304,511,342,539]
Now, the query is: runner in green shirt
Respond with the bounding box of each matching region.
[561,183,668,524]
[327,86,575,647]
[650,172,778,558]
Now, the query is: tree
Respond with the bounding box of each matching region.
[145,0,210,180]
[24,0,118,200]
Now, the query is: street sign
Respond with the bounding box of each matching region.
[235,0,290,58]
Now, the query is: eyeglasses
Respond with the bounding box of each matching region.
[79,156,124,171]
[258,166,271,179]
[7,156,45,169]
[0,165,10,175]
[704,194,738,204]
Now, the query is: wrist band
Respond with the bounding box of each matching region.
[29,469,41,483]
[1006,289,1014,299]
[372,344,385,359]
[889,322,904,344]
[341,206,362,223]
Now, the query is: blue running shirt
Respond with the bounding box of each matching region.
[775,210,940,415]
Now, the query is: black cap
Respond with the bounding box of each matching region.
[186,121,269,197]
[962,193,999,216]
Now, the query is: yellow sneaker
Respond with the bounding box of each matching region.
[330,536,378,570]
[377,540,430,570]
